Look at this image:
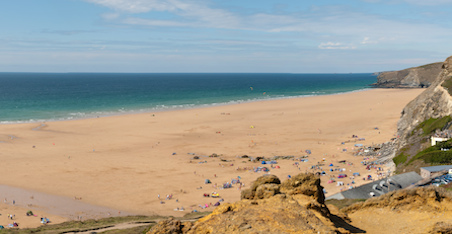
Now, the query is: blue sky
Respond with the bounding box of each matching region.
[1,0,452,73]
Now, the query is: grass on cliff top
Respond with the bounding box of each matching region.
[325,199,366,210]
[413,116,452,136]
[0,212,213,234]
[419,62,442,69]
[442,76,452,96]
[0,215,163,234]
[393,152,408,166]
[408,139,452,165]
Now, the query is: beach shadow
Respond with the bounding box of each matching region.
[329,214,366,233]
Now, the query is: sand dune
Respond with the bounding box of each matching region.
[0,88,423,228]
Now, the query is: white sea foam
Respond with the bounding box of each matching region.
[0,88,371,124]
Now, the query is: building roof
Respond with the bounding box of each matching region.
[326,171,423,200]
[420,165,452,172]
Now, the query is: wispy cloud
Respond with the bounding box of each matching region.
[85,0,179,13]
[318,42,356,50]
[41,29,101,36]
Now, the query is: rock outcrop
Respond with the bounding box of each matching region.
[148,173,360,234]
[342,186,452,213]
[373,62,442,88]
[396,56,452,149]
[342,187,452,234]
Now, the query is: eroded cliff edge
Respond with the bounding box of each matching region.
[373,62,442,88]
[394,56,452,172]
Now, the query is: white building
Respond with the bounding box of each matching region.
[431,136,450,146]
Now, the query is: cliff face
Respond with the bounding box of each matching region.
[397,56,452,149]
[373,62,442,88]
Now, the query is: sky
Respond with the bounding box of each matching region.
[1,0,452,73]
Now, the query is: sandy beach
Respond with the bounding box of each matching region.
[0,88,423,228]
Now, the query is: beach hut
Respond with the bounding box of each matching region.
[354,144,363,147]
[329,163,334,166]
[338,174,347,178]
[353,172,360,176]
[205,179,211,184]
[261,161,266,164]
[275,165,280,169]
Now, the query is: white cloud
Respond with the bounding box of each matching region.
[360,0,452,5]
[122,17,189,27]
[85,0,452,52]
[361,37,379,44]
[86,0,240,29]
[318,42,356,50]
[402,0,452,5]
[85,0,178,13]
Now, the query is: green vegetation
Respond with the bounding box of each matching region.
[408,139,452,165]
[0,212,212,234]
[393,152,408,166]
[441,183,452,191]
[442,76,452,96]
[325,198,367,210]
[0,215,162,234]
[414,116,452,136]
[419,62,440,68]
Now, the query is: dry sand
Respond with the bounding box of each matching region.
[0,88,423,228]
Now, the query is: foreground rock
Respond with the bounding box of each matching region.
[373,62,442,88]
[342,187,452,234]
[148,173,360,234]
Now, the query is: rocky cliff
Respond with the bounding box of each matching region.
[148,173,452,234]
[148,173,360,234]
[390,56,452,173]
[373,62,442,88]
[397,57,452,148]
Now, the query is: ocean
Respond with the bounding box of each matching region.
[0,73,376,123]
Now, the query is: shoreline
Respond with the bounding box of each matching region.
[0,88,424,228]
[0,184,132,219]
[0,87,375,125]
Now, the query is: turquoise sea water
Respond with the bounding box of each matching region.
[0,73,376,123]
